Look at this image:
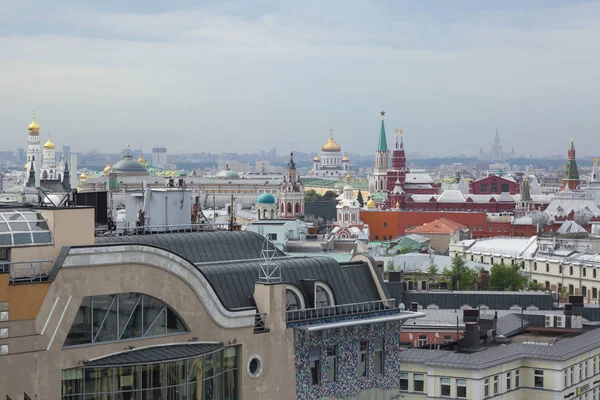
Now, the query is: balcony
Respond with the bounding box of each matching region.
[286,298,396,324]
[1,260,53,284]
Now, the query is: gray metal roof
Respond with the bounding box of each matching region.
[496,313,529,337]
[199,257,384,310]
[399,327,600,369]
[95,231,283,264]
[83,343,223,367]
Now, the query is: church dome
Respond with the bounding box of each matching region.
[257,193,276,204]
[103,164,111,174]
[28,116,40,135]
[111,156,150,175]
[321,134,341,152]
[138,155,146,164]
[80,172,87,181]
[342,154,349,161]
[44,138,55,150]
[313,154,320,162]
[216,165,240,180]
[366,198,376,209]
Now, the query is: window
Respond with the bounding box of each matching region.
[585,360,589,378]
[441,378,451,397]
[0,328,6,338]
[580,363,583,380]
[325,346,337,383]
[564,369,568,386]
[357,341,368,378]
[64,293,188,347]
[569,284,575,295]
[560,265,563,274]
[414,374,424,392]
[534,370,544,388]
[497,226,501,232]
[285,287,305,311]
[570,366,574,384]
[493,375,499,394]
[515,369,520,387]
[506,371,511,390]
[546,263,550,273]
[418,335,427,347]
[267,233,277,241]
[0,344,8,355]
[480,184,489,193]
[383,222,387,228]
[583,286,588,299]
[570,266,574,276]
[534,262,537,271]
[443,335,453,344]
[315,283,334,308]
[595,269,597,279]
[62,345,239,399]
[484,378,489,397]
[374,338,384,375]
[400,373,409,391]
[456,379,467,398]
[491,183,498,192]
[489,226,493,232]
[309,347,320,386]
[584,268,587,277]
[501,183,509,192]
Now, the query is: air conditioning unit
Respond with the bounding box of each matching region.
[545,315,555,328]
[556,315,566,328]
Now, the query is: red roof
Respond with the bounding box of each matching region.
[406,218,466,235]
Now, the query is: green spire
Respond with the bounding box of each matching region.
[378,111,388,151]
[569,138,575,151]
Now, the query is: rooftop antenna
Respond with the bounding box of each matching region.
[259,237,281,283]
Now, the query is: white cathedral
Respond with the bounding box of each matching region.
[311,130,351,179]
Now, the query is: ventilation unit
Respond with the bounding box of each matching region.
[556,315,566,328]
[545,315,555,328]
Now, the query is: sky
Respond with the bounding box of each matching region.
[1,0,600,157]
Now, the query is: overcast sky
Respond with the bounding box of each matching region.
[1,0,599,157]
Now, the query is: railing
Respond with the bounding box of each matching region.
[95,222,231,236]
[4,260,53,284]
[286,298,396,323]
[254,313,269,333]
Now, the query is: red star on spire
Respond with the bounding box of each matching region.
[380,110,386,117]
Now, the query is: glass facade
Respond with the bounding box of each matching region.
[64,293,188,347]
[0,209,52,247]
[61,346,238,399]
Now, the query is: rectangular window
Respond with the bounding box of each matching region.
[585,360,589,379]
[480,184,488,193]
[584,268,588,277]
[564,369,568,387]
[491,183,498,192]
[309,347,320,386]
[0,328,7,339]
[374,338,384,375]
[580,362,583,380]
[267,233,277,241]
[456,379,467,398]
[571,366,574,384]
[534,370,544,388]
[441,378,451,397]
[418,335,427,347]
[484,378,489,397]
[501,183,509,192]
[595,269,598,279]
[489,226,493,232]
[493,375,499,394]
[534,262,537,271]
[546,263,550,272]
[400,372,409,391]
[383,222,387,228]
[414,374,425,392]
[357,341,367,378]
[515,369,520,387]
[0,311,7,321]
[594,288,598,299]
[506,371,511,391]
[497,226,501,232]
[443,335,452,344]
[0,344,8,355]
[559,265,563,274]
[325,346,337,383]
[570,266,574,276]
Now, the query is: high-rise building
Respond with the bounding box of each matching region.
[151,146,168,168]
[478,127,515,161]
[15,147,25,164]
[62,145,71,161]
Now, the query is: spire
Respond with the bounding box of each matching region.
[378,110,388,151]
[287,151,296,170]
[569,137,575,152]
[494,126,500,144]
[563,138,580,190]
[394,128,404,150]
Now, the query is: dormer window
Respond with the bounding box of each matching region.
[315,282,335,308]
[285,285,305,311]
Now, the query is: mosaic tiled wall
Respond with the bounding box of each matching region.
[294,320,402,400]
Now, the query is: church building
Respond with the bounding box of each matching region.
[312,130,350,179]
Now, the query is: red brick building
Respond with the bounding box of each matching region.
[470,174,520,195]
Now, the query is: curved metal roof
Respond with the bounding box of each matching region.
[111,157,149,175]
[95,230,282,264]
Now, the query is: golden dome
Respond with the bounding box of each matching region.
[103,164,111,174]
[43,137,55,150]
[345,173,351,182]
[138,156,145,164]
[313,154,320,162]
[24,162,28,170]
[321,133,341,152]
[28,116,40,134]
[366,198,376,209]
[80,172,87,181]
[342,153,349,161]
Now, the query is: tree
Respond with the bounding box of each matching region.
[444,254,476,291]
[303,189,321,204]
[427,255,439,282]
[357,190,365,207]
[488,262,527,291]
[387,259,395,272]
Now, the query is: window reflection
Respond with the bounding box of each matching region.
[62,347,238,400]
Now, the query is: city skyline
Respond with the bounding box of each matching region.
[1,1,599,156]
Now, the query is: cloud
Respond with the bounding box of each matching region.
[1,0,600,157]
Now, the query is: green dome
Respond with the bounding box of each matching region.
[257,193,276,204]
[216,165,239,180]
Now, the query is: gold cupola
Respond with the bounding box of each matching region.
[80,172,87,181]
[28,115,40,135]
[366,197,376,209]
[43,135,55,150]
[342,153,349,162]
[313,154,320,162]
[321,132,341,152]
[138,154,146,164]
[103,164,111,174]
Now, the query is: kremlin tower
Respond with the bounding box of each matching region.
[386,128,408,192]
[26,114,40,172]
[561,138,580,191]
[372,111,389,193]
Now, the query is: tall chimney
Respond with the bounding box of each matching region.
[70,154,78,189]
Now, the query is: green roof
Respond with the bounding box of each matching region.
[378,119,388,152]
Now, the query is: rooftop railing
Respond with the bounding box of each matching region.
[3,260,53,284]
[286,298,395,323]
[94,222,231,236]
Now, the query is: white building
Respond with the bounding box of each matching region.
[312,131,350,179]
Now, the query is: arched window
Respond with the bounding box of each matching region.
[315,282,335,308]
[263,209,268,220]
[270,209,275,219]
[280,203,284,213]
[287,203,292,214]
[285,286,305,311]
[295,203,300,214]
[64,293,188,347]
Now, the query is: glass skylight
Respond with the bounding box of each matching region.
[0,210,52,247]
